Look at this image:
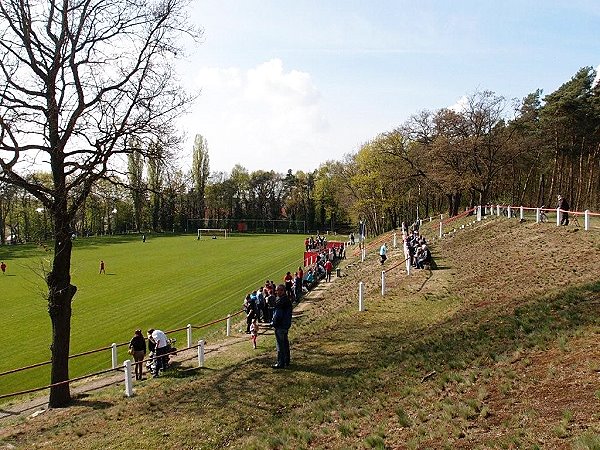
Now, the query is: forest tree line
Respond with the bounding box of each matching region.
[1,66,598,244]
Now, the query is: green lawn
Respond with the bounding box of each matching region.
[0,233,305,395]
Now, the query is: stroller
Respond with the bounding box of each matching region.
[146,338,177,374]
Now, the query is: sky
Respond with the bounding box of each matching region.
[176,0,600,175]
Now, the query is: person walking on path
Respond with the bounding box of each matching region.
[379,243,388,265]
[324,259,333,282]
[128,329,147,380]
[250,318,259,349]
[99,260,106,274]
[0,261,6,274]
[271,284,292,369]
[244,294,257,333]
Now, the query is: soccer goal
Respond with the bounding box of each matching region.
[197,228,228,240]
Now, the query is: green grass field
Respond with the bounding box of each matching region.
[0,233,305,395]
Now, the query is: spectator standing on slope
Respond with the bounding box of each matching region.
[271,284,292,369]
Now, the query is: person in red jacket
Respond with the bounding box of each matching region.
[324,260,333,282]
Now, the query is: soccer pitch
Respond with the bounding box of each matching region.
[0,233,304,396]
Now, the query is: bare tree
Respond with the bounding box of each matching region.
[0,0,199,407]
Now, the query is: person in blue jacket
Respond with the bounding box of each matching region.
[271,284,292,369]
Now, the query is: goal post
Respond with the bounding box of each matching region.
[197,228,228,240]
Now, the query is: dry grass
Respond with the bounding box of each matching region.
[1,217,599,449]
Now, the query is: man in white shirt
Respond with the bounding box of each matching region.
[147,328,168,377]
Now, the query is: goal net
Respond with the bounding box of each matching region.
[197,228,228,239]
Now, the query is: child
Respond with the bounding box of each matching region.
[250,318,259,349]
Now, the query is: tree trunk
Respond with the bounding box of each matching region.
[47,209,77,407]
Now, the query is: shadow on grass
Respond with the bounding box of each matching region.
[71,393,113,410]
[125,280,600,449]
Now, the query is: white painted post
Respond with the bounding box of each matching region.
[556,207,561,226]
[406,256,411,276]
[124,360,133,397]
[507,206,511,218]
[477,206,482,221]
[429,216,432,222]
[111,343,118,369]
[520,206,524,220]
[226,314,231,337]
[536,207,541,223]
[496,205,500,216]
[361,248,366,262]
[187,324,192,349]
[381,271,386,296]
[584,210,590,231]
[439,221,443,238]
[393,232,397,248]
[197,339,205,367]
[358,282,364,311]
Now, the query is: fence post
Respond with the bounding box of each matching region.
[381,271,385,296]
[536,207,541,223]
[226,314,231,337]
[507,206,511,218]
[124,360,133,397]
[358,282,364,312]
[111,343,118,369]
[585,210,590,231]
[520,206,524,220]
[361,247,366,262]
[477,206,482,221]
[556,207,561,226]
[187,324,192,349]
[393,232,397,248]
[496,205,500,216]
[439,221,443,238]
[197,339,205,367]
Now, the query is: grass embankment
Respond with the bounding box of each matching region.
[1,218,599,449]
[0,233,304,395]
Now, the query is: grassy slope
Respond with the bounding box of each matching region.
[0,233,304,394]
[1,218,600,449]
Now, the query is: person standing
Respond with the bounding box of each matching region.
[271,284,292,369]
[324,259,333,282]
[99,260,106,274]
[244,294,257,333]
[250,318,259,349]
[0,261,6,274]
[558,195,570,226]
[128,329,147,380]
[283,271,294,299]
[147,328,168,377]
[379,243,388,265]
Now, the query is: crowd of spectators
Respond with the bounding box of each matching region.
[404,230,432,269]
[243,237,346,330]
[304,234,329,251]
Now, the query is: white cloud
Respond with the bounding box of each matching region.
[449,95,469,113]
[183,59,330,174]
